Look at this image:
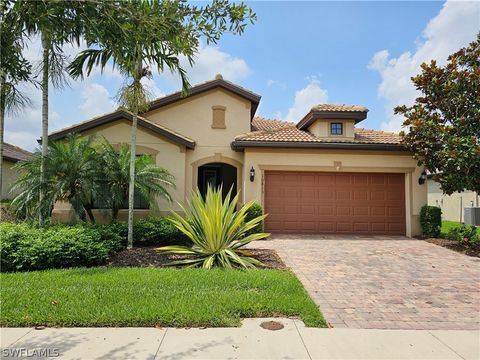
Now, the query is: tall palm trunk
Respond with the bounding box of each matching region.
[39,33,49,227]
[127,57,143,248]
[0,75,5,196]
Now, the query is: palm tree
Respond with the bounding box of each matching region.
[15,0,82,226]
[97,140,175,221]
[69,0,255,248]
[11,135,100,222]
[0,1,32,194]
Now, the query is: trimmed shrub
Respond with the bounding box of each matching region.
[244,201,264,236]
[420,205,442,237]
[132,217,189,246]
[446,224,480,246]
[0,223,124,272]
[94,217,189,247]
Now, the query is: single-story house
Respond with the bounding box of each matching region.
[50,75,426,236]
[1,143,32,200]
[428,178,479,222]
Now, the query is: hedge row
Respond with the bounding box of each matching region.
[0,217,188,272]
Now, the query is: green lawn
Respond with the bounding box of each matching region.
[0,267,326,328]
[442,220,480,235]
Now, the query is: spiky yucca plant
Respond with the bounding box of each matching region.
[157,186,270,269]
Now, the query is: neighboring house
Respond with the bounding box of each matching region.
[428,178,479,222]
[49,75,426,236]
[1,143,32,200]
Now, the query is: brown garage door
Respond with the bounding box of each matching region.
[264,171,405,235]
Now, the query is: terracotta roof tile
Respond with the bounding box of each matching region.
[238,119,401,145]
[2,143,32,162]
[311,104,369,113]
[252,117,295,131]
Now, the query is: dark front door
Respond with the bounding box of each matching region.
[198,163,237,199]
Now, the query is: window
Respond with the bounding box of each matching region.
[330,122,343,135]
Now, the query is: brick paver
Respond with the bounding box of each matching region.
[251,235,480,330]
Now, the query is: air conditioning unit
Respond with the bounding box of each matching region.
[464,208,480,226]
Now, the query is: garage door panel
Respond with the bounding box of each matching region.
[264,171,406,235]
[335,190,351,200]
[353,190,369,201]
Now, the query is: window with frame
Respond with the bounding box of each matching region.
[330,122,343,135]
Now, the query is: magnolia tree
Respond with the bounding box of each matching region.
[396,33,480,195]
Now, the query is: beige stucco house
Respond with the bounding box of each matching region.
[1,143,32,200]
[50,75,426,237]
[428,178,479,222]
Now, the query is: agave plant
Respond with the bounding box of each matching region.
[157,186,270,269]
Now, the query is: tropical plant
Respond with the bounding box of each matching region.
[0,1,33,194]
[157,186,269,269]
[396,33,480,194]
[69,0,256,248]
[15,0,83,226]
[11,135,100,222]
[96,140,175,220]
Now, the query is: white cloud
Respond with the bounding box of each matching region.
[162,44,250,86]
[285,78,328,122]
[267,79,287,90]
[141,77,165,100]
[369,0,480,132]
[79,83,116,119]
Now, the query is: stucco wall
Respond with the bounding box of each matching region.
[427,179,479,222]
[145,88,249,199]
[308,119,355,139]
[1,160,20,200]
[242,148,426,237]
[52,118,188,222]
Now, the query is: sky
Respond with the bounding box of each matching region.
[4,0,480,150]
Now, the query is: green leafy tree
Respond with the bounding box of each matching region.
[15,0,83,226]
[0,1,32,194]
[396,34,480,194]
[97,140,175,220]
[69,0,256,248]
[11,135,100,222]
[158,186,269,269]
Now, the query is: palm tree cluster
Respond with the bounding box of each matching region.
[1,0,256,246]
[11,135,175,224]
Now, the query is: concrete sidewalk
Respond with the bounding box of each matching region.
[1,318,479,360]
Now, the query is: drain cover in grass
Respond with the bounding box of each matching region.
[260,321,284,330]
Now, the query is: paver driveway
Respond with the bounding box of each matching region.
[252,235,480,330]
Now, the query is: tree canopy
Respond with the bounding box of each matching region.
[396,33,480,194]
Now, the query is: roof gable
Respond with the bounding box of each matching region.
[48,110,195,149]
[146,77,261,119]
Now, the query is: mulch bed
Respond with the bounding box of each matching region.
[107,246,287,269]
[424,238,480,258]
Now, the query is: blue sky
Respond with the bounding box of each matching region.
[5,1,480,150]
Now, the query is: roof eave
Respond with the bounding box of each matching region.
[297,110,368,130]
[48,110,195,149]
[147,79,261,119]
[231,140,407,152]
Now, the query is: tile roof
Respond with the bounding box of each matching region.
[3,143,32,162]
[238,117,402,145]
[311,104,369,113]
[251,117,295,131]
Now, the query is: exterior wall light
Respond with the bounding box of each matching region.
[418,170,427,185]
[250,167,255,182]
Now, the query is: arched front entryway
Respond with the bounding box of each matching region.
[198,162,237,199]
